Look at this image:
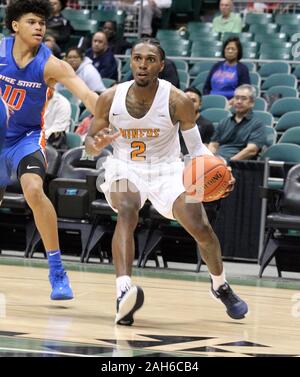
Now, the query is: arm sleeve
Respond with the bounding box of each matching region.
[181,125,213,157]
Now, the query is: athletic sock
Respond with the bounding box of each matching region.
[47,249,63,273]
[210,269,226,291]
[116,275,132,299]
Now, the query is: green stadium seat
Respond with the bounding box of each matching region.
[278,127,300,145]
[260,143,300,163]
[266,85,298,98]
[261,74,297,91]
[70,19,99,36]
[62,8,90,21]
[201,95,228,111]
[189,61,217,78]
[250,72,261,86]
[264,126,277,147]
[245,12,273,26]
[254,97,267,111]
[200,108,231,125]
[249,23,278,35]
[275,13,300,26]
[275,111,300,132]
[258,62,290,79]
[270,98,300,119]
[172,59,189,72]
[253,110,274,127]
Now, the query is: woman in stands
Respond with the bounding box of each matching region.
[203,37,250,102]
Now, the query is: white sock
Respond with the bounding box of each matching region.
[210,269,226,291]
[116,275,132,298]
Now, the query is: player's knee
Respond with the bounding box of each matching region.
[23,182,44,205]
[117,201,140,221]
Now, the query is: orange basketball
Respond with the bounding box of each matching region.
[183,155,231,202]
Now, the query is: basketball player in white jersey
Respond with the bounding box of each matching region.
[85,38,248,326]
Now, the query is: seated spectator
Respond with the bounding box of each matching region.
[212,0,243,35]
[47,0,73,51]
[56,47,106,93]
[208,84,266,161]
[85,32,118,81]
[44,32,62,59]
[203,37,250,101]
[138,0,172,37]
[102,20,132,55]
[45,89,71,149]
[180,87,215,155]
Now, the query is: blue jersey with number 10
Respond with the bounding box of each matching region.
[0,36,51,146]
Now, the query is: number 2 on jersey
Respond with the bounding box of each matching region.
[131,141,146,161]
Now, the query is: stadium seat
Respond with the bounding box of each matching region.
[261,74,297,91]
[270,98,300,119]
[70,19,99,36]
[201,95,228,111]
[254,97,267,111]
[258,62,290,79]
[172,59,188,72]
[266,86,298,98]
[189,61,217,78]
[259,164,300,277]
[177,69,190,88]
[245,12,273,26]
[252,110,274,127]
[275,13,300,26]
[249,23,278,35]
[62,8,90,21]
[275,111,300,132]
[250,72,261,87]
[28,147,111,260]
[264,126,277,147]
[278,127,300,145]
[201,108,231,125]
[191,70,209,88]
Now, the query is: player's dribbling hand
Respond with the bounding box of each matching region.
[93,127,120,152]
[221,166,235,198]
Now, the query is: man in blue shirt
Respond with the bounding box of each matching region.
[208,84,266,161]
[86,32,118,81]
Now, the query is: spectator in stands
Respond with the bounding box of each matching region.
[47,0,73,50]
[208,84,266,161]
[180,87,215,155]
[45,89,72,149]
[212,0,243,35]
[85,32,118,81]
[56,47,106,93]
[44,32,62,59]
[118,0,172,37]
[203,37,250,101]
[138,0,172,37]
[102,20,132,55]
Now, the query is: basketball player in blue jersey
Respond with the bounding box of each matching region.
[0,97,9,153]
[85,38,248,326]
[0,0,102,300]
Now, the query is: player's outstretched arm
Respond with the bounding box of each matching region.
[85,87,120,156]
[44,56,99,115]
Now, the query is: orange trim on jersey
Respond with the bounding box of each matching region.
[39,87,52,157]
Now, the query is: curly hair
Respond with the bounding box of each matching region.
[5,0,52,33]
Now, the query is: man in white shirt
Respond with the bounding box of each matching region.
[44,90,71,141]
[119,0,172,36]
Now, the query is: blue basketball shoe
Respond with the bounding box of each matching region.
[115,285,144,326]
[49,270,74,300]
[211,282,248,320]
